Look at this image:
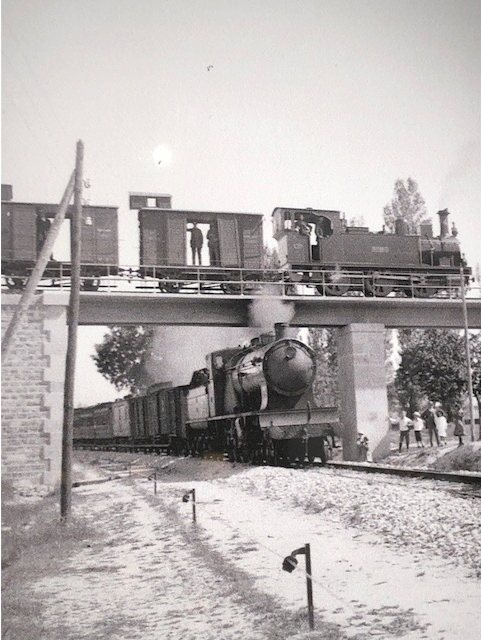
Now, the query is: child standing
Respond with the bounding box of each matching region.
[412,412,425,448]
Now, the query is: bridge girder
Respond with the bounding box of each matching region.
[69,292,481,329]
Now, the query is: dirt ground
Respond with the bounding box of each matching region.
[2,448,481,640]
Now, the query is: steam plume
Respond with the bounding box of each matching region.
[248,284,295,327]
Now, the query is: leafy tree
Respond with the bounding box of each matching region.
[307,328,338,406]
[395,329,467,418]
[468,333,481,438]
[470,334,481,403]
[383,178,427,233]
[92,326,154,395]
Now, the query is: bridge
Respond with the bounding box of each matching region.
[76,291,481,329]
[2,288,481,494]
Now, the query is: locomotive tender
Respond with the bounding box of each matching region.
[1,184,469,296]
[74,324,339,465]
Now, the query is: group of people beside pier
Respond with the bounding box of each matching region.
[392,401,465,452]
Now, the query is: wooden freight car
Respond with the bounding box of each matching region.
[1,196,119,290]
[128,384,188,454]
[137,205,264,292]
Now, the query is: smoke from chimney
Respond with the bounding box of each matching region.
[248,284,295,327]
[143,326,262,386]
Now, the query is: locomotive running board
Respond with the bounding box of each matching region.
[259,407,339,440]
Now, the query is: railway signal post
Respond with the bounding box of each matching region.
[282,543,314,630]
[182,488,197,522]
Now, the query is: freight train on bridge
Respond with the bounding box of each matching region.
[1,186,470,297]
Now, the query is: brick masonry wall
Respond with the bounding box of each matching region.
[2,292,69,491]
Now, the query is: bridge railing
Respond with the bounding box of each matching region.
[1,263,480,299]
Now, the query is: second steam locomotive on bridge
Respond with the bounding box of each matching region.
[1,187,469,296]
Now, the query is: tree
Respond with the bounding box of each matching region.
[383,178,427,233]
[307,328,338,406]
[469,333,481,439]
[93,326,154,395]
[395,329,467,418]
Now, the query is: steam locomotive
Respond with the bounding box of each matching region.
[1,186,470,296]
[74,324,339,465]
[273,206,468,297]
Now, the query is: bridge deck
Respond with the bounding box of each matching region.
[75,291,481,328]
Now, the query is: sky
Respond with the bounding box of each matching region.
[2,0,480,405]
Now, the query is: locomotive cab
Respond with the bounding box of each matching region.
[272,207,343,266]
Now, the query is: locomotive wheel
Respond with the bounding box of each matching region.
[5,276,28,291]
[364,272,394,297]
[220,273,242,294]
[413,286,432,298]
[317,269,352,296]
[158,279,181,293]
[80,277,100,291]
[411,276,433,298]
[221,283,242,294]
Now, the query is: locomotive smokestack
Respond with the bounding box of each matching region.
[275,322,291,340]
[437,209,450,238]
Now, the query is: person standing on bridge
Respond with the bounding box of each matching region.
[188,222,204,265]
[207,224,220,266]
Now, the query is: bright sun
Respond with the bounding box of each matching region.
[153,144,172,166]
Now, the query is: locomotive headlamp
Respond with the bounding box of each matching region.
[84,215,93,226]
[285,345,296,360]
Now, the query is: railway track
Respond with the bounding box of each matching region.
[74,446,481,487]
[327,460,481,485]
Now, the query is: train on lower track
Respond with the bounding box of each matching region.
[1,186,470,297]
[74,323,339,465]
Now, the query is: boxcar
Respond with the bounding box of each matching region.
[128,384,188,452]
[137,207,264,291]
[1,199,119,289]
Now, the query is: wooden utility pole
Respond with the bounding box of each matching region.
[60,140,84,522]
[1,171,75,361]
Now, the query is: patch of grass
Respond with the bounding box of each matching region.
[2,489,96,640]
[431,443,481,472]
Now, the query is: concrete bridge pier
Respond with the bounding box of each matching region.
[337,323,391,461]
